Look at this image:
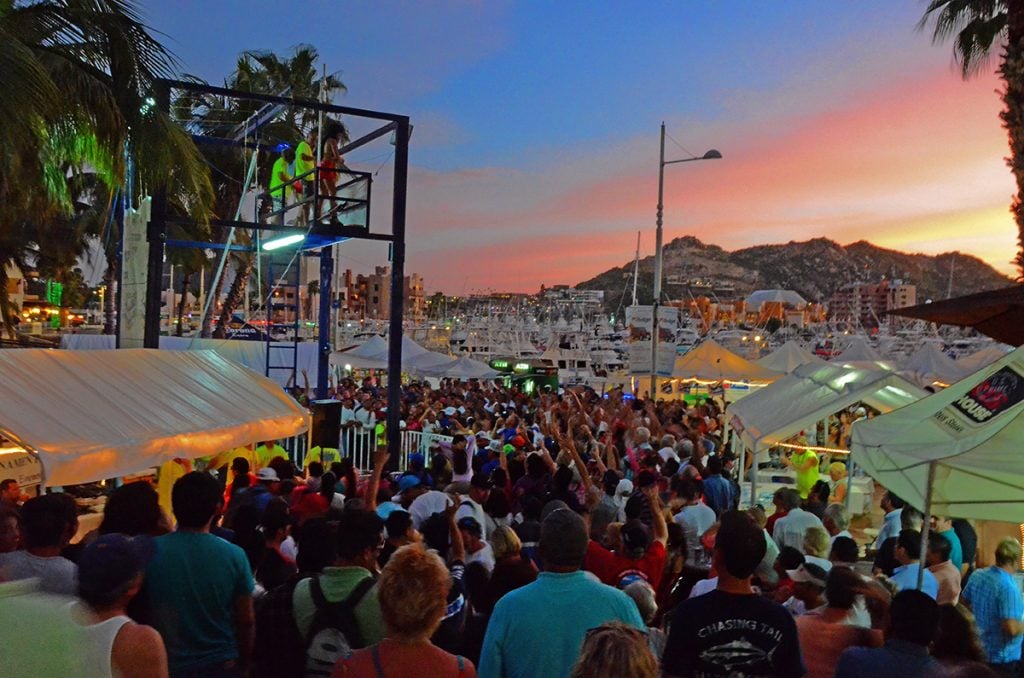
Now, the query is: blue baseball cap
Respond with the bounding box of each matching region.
[77,534,155,604]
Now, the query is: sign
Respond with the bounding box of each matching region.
[45,280,63,305]
[0,448,44,489]
[224,320,273,342]
[626,305,679,343]
[628,342,677,377]
[119,198,151,348]
[932,362,1024,438]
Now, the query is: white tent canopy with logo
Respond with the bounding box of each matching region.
[756,340,825,374]
[851,345,1024,523]
[0,349,309,487]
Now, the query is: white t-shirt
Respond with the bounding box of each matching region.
[674,503,717,566]
[0,550,77,596]
[456,497,487,534]
[689,577,718,599]
[658,446,680,463]
[465,542,495,573]
[772,508,824,553]
[408,491,453,530]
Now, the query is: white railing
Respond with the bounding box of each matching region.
[295,429,454,474]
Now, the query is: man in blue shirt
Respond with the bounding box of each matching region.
[890,529,939,600]
[701,455,735,517]
[477,506,643,678]
[932,515,964,572]
[142,472,255,677]
[836,589,939,677]
[962,537,1024,674]
[874,491,904,549]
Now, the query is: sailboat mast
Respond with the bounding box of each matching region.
[632,230,641,306]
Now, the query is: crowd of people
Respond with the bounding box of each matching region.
[0,377,1022,677]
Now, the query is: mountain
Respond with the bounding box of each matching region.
[575,236,1014,311]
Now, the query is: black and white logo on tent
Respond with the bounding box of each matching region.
[951,366,1024,425]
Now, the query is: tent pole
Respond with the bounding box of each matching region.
[750,443,759,510]
[845,454,855,515]
[736,438,745,496]
[917,461,937,590]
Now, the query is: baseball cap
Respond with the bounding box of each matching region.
[391,474,422,502]
[786,562,828,587]
[470,474,492,490]
[78,534,155,605]
[615,479,634,497]
[408,452,425,467]
[256,467,279,481]
[502,443,515,456]
[540,507,588,568]
[621,519,651,557]
[457,515,483,537]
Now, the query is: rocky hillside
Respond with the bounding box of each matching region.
[576,236,1014,311]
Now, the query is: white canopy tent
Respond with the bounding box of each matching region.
[851,345,1024,523]
[956,344,1013,373]
[417,354,498,379]
[672,340,781,383]
[331,335,453,373]
[898,342,969,388]
[0,349,309,487]
[729,361,926,509]
[756,340,825,374]
[830,336,883,362]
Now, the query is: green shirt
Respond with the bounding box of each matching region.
[792,449,820,499]
[306,446,341,467]
[256,443,288,467]
[295,140,315,181]
[270,157,292,198]
[292,566,385,644]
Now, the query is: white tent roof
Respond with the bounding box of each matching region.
[956,344,1013,373]
[331,335,452,372]
[756,340,825,373]
[0,349,308,487]
[417,354,498,379]
[830,336,883,362]
[851,346,1024,522]
[672,340,781,383]
[898,343,969,387]
[744,289,807,309]
[729,361,926,451]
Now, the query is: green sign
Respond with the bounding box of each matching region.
[45,280,63,305]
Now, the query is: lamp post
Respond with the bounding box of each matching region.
[650,122,721,400]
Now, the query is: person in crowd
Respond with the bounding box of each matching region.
[764,487,791,535]
[75,533,168,678]
[781,444,819,500]
[586,485,668,588]
[673,477,716,568]
[662,510,805,677]
[0,504,20,553]
[829,535,860,568]
[828,461,849,504]
[0,492,78,595]
[482,525,536,613]
[456,473,491,532]
[926,531,962,605]
[141,472,254,677]
[772,487,823,552]
[889,529,939,599]
[622,580,667,660]
[874,491,905,550]
[953,518,978,575]
[256,440,288,469]
[379,509,420,568]
[785,562,828,616]
[802,526,833,571]
[570,621,658,678]
[822,502,852,546]
[0,478,24,509]
[796,566,883,678]
[334,544,476,677]
[803,480,831,520]
[512,494,542,568]
[932,603,997,676]
[253,499,296,592]
[224,457,256,512]
[458,516,495,573]
[590,469,622,543]
[874,506,923,576]
[291,471,342,525]
[835,589,939,677]
[269,146,295,224]
[477,507,644,678]
[746,505,780,587]
[962,537,1024,673]
[932,515,965,572]
[98,481,168,538]
[700,455,734,516]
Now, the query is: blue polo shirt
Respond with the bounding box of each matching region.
[478,570,644,678]
[890,562,939,600]
[962,566,1024,664]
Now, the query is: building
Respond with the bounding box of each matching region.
[323,266,426,320]
[828,280,917,329]
[404,273,426,320]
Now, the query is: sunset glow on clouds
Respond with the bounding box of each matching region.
[141,1,1020,293]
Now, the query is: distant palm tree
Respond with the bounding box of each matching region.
[0,0,214,335]
[920,0,1024,278]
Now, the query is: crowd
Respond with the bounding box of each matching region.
[0,377,1022,678]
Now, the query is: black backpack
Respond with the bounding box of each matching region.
[304,575,376,677]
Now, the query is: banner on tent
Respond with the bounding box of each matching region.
[932,360,1024,438]
[626,305,678,342]
[628,342,676,377]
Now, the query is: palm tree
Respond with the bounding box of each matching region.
[920,1,1024,278]
[0,0,215,335]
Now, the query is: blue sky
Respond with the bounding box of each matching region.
[137,1,1017,292]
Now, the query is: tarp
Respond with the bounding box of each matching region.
[898,343,969,388]
[672,340,781,383]
[417,354,497,379]
[60,334,320,387]
[851,346,1024,522]
[756,340,825,374]
[729,361,926,452]
[830,336,883,362]
[888,285,1024,346]
[331,335,452,372]
[956,344,1013,373]
[0,349,309,487]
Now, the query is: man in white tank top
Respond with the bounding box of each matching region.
[76,534,168,678]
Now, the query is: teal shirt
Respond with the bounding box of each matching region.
[940,528,964,572]
[478,570,644,678]
[144,531,254,673]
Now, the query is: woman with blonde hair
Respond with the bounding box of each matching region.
[482,525,537,614]
[570,622,657,678]
[333,544,476,677]
[828,461,849,504]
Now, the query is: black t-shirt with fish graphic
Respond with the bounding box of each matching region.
[662,589,805,677]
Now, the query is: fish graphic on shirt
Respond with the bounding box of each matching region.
[699,637,773,670]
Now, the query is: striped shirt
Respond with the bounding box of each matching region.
[962,566,1024,664]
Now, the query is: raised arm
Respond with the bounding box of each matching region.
[644,484,668,546]
[445,496,465,563]
[365,446,390,512]
[560,433,594,495]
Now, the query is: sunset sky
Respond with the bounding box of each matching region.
[140,1,1019,293]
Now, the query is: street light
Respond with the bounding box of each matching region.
[650,122,721,401]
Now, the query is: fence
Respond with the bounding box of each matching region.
[281,429,454,473]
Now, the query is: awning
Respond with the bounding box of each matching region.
[331,335,453,373]
[756,340,825,374]
[851,345,1024,522]
[888,285,1024,346]
[0,349,309,486]
[672,340,781,383]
